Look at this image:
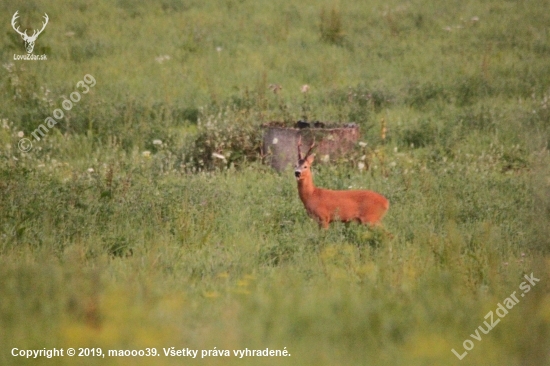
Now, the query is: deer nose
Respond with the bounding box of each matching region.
[294,170,301,178]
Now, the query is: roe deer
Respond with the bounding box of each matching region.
[294,137,389,229]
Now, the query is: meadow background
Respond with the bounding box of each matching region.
[1,0,549,364]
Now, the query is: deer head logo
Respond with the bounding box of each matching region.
[11,11,49,54]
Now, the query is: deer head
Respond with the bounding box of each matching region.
[11,11,49,54]
[294,136,315,181]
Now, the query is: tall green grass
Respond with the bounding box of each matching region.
[1,0,549,365]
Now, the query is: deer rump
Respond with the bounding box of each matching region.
[300,188,389,227]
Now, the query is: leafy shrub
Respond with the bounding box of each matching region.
[183,108,263,171]
[400,119,436,148]
[2,63,53,132]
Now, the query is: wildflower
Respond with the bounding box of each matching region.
[358,162,365,170]
[153,139,162,146]
[268,84,282,94]
[142,151,151,157]
[216,46,222,52]
[301,84,310,93]
[87,168,94,173]
[17,131,24,138]
[2,63,14,72]
[212,152,226,161]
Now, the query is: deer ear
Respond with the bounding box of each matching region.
[306,154,315,163]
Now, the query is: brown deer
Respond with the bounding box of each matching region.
[294,137,389,229]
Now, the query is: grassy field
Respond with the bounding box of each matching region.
[1,0,550,365]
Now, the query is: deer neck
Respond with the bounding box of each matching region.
[297,172,316,201]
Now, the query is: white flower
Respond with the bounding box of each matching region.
[301,84,310,93]
[358,141,367,147]
[358,162,365,170]
[153,139,162,146]
[17,131,24,138]
[155,55,171,64]
[142,151,151,157]
[321,154,330,163]
[2,63,14,72]
[87,168,94,173]
[471,16,479,22]
[216,47,222,52]
[272,138,278,144]
[212,152,226,161]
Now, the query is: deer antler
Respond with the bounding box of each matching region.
[11,11,48,40]
[11,11,27,38]
[305,139,315,158]
[38,14,48,36]
[30,13,48,40]
[297,135,315,160]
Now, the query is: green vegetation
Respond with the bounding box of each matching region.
[1,0,549,365]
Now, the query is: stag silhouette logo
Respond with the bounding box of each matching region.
[11,11,49,54]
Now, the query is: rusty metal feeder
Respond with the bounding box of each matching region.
[262,122,360,172]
